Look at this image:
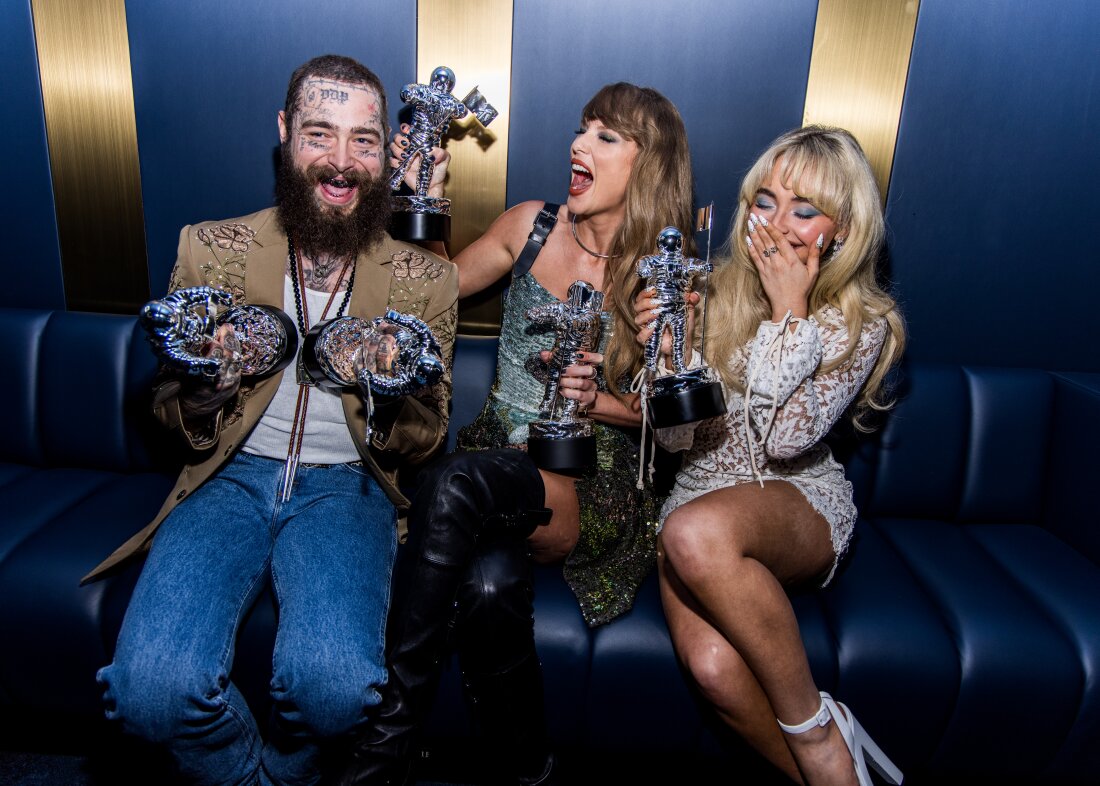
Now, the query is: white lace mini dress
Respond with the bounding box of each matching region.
[656,305,887,585]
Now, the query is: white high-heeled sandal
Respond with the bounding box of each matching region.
[778,691,904,785]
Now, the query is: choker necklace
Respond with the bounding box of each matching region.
[571,215,617,259]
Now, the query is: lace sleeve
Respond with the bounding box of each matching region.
[745,312,886,460]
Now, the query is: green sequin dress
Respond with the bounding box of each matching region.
[456,273,661,627]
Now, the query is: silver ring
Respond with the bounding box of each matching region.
[761,248,772,258]
[767,246,779,255]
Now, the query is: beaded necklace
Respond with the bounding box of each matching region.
[288,239,356,340]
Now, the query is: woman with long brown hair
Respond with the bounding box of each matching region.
[338,82,694,786]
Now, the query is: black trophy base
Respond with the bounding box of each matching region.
[389,211,450,243]
[648,379,726,428]
[527,434,597,477]
[299,324,335,388]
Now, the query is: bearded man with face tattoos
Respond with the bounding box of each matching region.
[86,55,457,786]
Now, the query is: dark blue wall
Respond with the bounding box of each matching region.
[886,0,1100,370]
[124,0,417,295]
[1,0,64,310]
[7,0,1100,372]
[509,0,817,247]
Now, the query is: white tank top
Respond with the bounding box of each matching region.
[241,277,361,464]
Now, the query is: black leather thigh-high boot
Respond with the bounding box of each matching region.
[334,448,548,786]
[455,536,555,786]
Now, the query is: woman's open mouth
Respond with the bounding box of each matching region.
[569,161,593,196]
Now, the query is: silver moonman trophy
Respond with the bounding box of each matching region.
[638,220,725,428]
[388,65,498,242]
[525,280,605,475]
[280,311,443,502]
[139,286,297,379]
[299,310,444,397]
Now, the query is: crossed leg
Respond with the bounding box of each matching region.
[658,480,858,786]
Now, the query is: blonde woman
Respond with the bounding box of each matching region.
[635,126,906,786]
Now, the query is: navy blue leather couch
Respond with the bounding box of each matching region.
[1,306,1098,785]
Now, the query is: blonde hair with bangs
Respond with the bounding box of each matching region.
[704,125,905,429]
[579,83,696,399]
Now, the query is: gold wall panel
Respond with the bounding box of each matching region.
[803,0,920,202]
[32,0,148,313]
[417,0,512,334]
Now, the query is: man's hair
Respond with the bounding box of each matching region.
[283,54,389,141]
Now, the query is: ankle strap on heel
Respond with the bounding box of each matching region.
[778,694,833,734]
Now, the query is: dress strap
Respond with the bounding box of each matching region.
[512,202,560,279]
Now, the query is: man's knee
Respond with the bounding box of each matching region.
[99,655,228,743]
[271,655,386,738]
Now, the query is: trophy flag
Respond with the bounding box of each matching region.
[696,203,713,234]
[696,202,715,353]
[461,86,499,126]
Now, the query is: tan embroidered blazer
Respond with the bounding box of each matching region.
[83,207,457,583]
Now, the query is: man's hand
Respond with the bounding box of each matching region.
[178,324,242,418]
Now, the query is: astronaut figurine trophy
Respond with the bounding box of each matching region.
[138,286,297,380]
[298,309,444,433]
[388,65,498,242]
[526,280,605,475]
[638,223,725,428]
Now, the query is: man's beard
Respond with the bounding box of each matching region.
[275,151,392,260]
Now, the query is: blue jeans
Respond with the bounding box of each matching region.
[98,451,397,786]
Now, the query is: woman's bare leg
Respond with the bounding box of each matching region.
[660,481,857,786]
[526,469,580,563]
[659,552,804,783]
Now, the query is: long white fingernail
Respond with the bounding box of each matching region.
[745,235,753,247]
[758,215,769,227]
[816,233,824,249]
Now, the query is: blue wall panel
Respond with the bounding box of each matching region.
[508,0,818,245]
[10,0,1100,373]
[886,0,1100,371]
[124,0,417,294]
[0,0,65,310]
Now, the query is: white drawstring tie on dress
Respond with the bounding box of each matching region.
[630,367,655,490]
[743,310,795,487]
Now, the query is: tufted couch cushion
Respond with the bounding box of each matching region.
[0,307,1097,784]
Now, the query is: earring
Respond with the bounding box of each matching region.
[828,237,846,258]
